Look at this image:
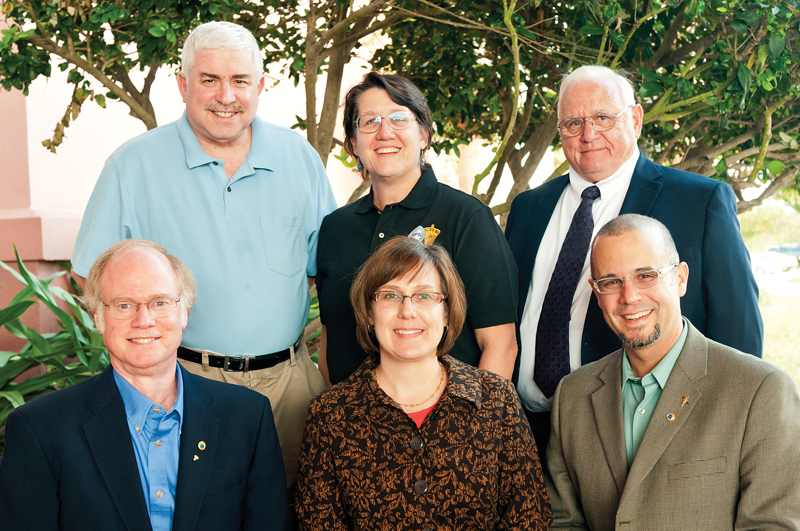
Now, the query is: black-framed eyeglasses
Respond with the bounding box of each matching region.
[373,291,446,309]
[558,104,634,137]
[592,264,679,295]
[355,111,416,134]
[101,296,181,319]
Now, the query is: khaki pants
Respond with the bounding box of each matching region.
[178,339,325,488]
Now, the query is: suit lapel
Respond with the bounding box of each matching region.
[590,352,629,496]
[518,176,569,316]
[619,322,707,508]
[172,370,221,531]
[83,367,153,531]
[619,154,663,216]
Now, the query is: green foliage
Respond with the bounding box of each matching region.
[373,0,800,211]
[0,0,241,149]
[0,248,108,450]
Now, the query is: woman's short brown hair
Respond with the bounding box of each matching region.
[350,236,466,357]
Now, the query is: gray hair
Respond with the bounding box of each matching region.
[590,214,680,278]
[558,65,636,117]
[81,240,197,325]
[181,21,263,76]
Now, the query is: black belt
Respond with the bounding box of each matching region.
[177,345,292,372]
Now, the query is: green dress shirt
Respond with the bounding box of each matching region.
[622,318,688,466]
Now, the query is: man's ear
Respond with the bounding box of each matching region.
[676,262,689,297]
[177,73,188,102]
[94,311,105,334]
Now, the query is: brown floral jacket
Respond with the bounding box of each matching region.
[296,355,552,530]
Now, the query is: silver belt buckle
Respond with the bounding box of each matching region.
[223,356,236,372]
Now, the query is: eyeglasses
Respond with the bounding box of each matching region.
[101,296,181,319]
[558,104,634,137]
[373,291,446,308]
[355,111,416,134]
[592,264,679,295]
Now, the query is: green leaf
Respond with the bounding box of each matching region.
[94,93,106,108]
[721,115,729,128]
[737,63,752,93]
[0,352,18,368]
[610,32,626,46]
[769,35,786,57]
[715,158,728,176]
[0,390,25,408]
[0,301,35,327]
[638,81,664,98]
[779,132,793,144]
[739,9,760,26]
[578,25,605,36]
[730,19,748,34]
[767,159,785,176]
[517,27,536,40]
[148,26,166,38]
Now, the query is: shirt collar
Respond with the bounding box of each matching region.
[355,168,437,214]
[177,112,272,172]
[568,149,639,203]
[622,317,688,388]
[113,365,185,429]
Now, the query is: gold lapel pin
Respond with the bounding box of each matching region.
[198,441,206,451]
[193,455,199,461]
[666,413,676,422]
[681,396,689,407]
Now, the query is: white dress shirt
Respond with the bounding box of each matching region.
[517,150,639,412]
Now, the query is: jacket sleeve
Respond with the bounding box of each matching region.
[544,381,590,530]
[243,397,290,531]
[701,183,763,356]
[735,368,800,528]
[0,409,60,530]
[295,400,350,531]
[496,382,553,530]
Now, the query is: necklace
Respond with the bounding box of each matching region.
[374,361,446,408]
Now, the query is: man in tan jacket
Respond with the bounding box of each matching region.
[546,214,800,530]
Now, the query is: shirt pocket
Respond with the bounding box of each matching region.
[668,456,727,480]
[261,216,304,277]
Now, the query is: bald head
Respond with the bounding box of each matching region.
[591,214,680,278]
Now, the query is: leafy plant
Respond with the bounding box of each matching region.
[0,247,108,451]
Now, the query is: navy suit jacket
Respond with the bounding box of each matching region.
[0,365,288,531]
[505,153,763,384]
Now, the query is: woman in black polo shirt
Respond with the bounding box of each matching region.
[315,72,519,386]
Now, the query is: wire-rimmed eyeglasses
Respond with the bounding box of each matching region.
[373,291,446,309]
[558,104,634,137]
[101,296,181,319]
[355,111,416,134]
[592,264,679,295]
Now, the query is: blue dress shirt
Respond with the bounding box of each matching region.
[114,367,184,531]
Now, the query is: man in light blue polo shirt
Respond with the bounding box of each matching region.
[71,21,337,489]
[544,214,800,530]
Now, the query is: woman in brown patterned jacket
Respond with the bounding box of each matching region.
[296,236,552,530]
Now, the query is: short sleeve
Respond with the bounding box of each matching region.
[453,206,519,329]
[71,156,132,277]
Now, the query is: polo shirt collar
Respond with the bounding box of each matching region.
[177,112,273,172]
[622,317,688,388]
[355,168,437,214]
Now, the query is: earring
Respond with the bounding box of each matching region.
[419,150,425,168]
[357,158,363,173]
[367,324,374,333]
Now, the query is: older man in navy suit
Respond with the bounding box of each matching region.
[505,65,762,455]
[0,240,288,530]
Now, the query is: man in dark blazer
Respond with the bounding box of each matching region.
[505,65,762,453]
[546,215,800,529]
[0,240,288,531]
